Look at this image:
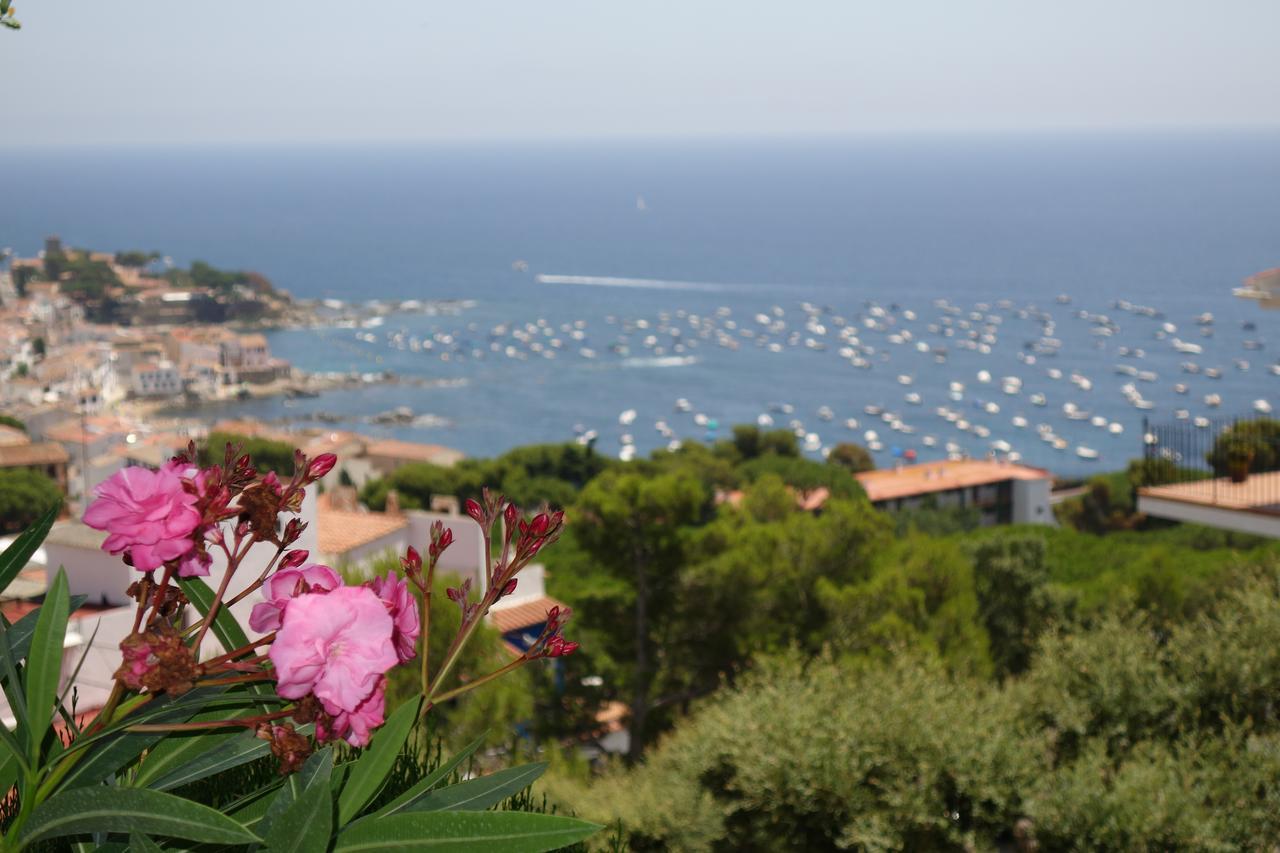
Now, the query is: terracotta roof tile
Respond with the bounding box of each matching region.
[0,442,69,468]
[487,595,570,634]
[856,459,1049,502]
[316,508,407,556]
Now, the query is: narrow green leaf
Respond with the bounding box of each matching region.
[403,763,547,814]
[20,786,261,846]
[0,501,59,595]
[333,811,600,852]
[54,688,261,790]
[178,576,251,654]
[6,595,87,661]
[373,733,485,818]
[259,747,333,837]
[336,697,421,826]
[141,728,273,792]
[0,616,31,760]
[129,833,164,852]
[26,568,71,760]
[263,749,333,853]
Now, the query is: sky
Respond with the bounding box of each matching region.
[2,1,1278,146]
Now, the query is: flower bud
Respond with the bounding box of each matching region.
[504,501,519,529]
[281,549,309,570]
[282,518,307,546]
[401,545,422,574]
[501,578,517,598]
[464,498,484,523]
[306,453,338,481]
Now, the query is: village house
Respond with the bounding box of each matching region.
[855,458,1055,526]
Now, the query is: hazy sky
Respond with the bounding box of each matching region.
[4,1,1278,145]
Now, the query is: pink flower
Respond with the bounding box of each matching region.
[368,572,420,663]
[84,465,201,572]
[269,586,398,715]
[249,564,341,634]
[317,676,386,747]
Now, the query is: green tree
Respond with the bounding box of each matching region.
[966,532,1054,678]
[0,469,61,531]
[826,441,876,473]
[200,431,296,476]
[1207,418,1280,475]
[571,468,709,760]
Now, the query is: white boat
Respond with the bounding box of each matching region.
[1255,399,1274,414]
[1076,446,1099,460]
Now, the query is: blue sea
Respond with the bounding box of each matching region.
[4,133,1279,475]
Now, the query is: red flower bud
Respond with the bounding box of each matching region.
[464,498,484,523]
[283,518,307,546]
[438,528,453,549]
[530,513,550,537]
[504,502,519,528]
[402,545,422,574]
[306,453,338,481]
[501,578,517,597]
[281,549,309,569]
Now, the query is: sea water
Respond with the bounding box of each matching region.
[4,133,1278,474]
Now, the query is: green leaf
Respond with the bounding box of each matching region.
[129,833,164,852]
[333,811,600,852]
[263,748,333,853]
[336,697,421,826]
[402,763,547,814]
[0,615,31,766]
[259,747,333,837]
[5,595,87,660]
[26,568,70,760]
[20,786,261,846]
[178,576,272,707]
[373,733,485,818]
[141,727,273,792]
[178,576,251,653]
[0,501,59,595]
[54,688,265,789]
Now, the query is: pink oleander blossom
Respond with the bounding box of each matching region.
[317,676,386,747]
[269,586,397,715]
[83,464,201,572]
[248,564,342,634]
[368,571,420,663]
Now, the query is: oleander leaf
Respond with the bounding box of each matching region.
[400,763,547,814]
[26,568,70,761]
[6,594,87,661]
[258,747,334,837]
[263,748,334,853]
[0,501,59,594]
[336,696,420,826]
[333,811,600,852]
[20,786,260,846]
[372,733,485,818]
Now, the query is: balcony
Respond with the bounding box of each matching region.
[1136,415,1280,538]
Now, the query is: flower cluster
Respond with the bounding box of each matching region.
[83,443,575,771]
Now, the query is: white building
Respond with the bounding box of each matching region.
[855,459,1055,526]
[130,361,182,398]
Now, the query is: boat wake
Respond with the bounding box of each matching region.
[621,355,699,369]
[536,274,737,293]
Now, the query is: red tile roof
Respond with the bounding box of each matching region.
[856,459,1049,502]
[487,595,570,634]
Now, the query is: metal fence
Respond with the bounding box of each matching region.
[1141,413,1280,511]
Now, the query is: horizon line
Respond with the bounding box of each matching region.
[5,124,1280,152]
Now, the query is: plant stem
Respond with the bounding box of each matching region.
[201,633,275,669]
[428,656,528,705]
[192,536,254,654]
[419,561,434,703]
